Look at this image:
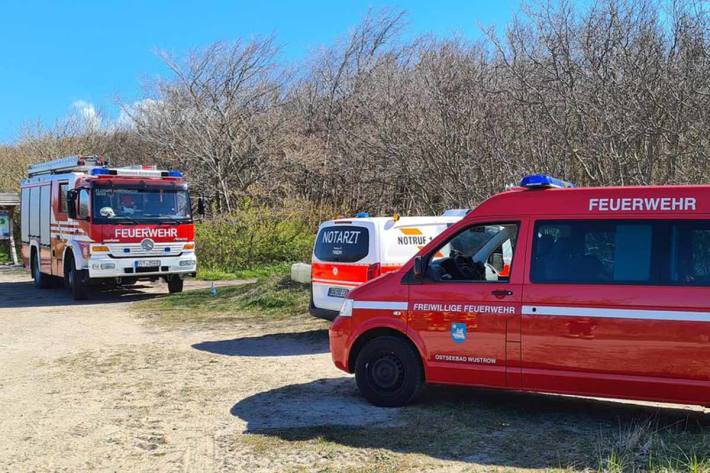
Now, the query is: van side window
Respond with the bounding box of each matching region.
[532,221,653,284]
[532,220,710,286]
[426,223,518,282]
[670,221,710,285]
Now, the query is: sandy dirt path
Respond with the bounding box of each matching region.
[0,268,402,472]
[1,267,707,473]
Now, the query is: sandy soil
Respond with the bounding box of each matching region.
[0,267,403,472]
[1,267,707,472]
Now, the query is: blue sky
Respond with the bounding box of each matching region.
[0,1,520,144]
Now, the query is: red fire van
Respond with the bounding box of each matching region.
[330,175,710,407]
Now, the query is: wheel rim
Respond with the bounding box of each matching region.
[368,353,404,392]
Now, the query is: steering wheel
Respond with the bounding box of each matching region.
[453,253,476,279]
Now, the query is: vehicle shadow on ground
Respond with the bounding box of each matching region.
[231,378,709,470]
[192,329,329,357]
[0,279,159,308]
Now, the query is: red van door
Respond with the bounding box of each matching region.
[521,218,710,406]
[407,220,527,389]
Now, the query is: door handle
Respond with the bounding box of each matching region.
[491,290,513,297]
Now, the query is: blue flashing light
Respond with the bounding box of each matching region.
[164,247,171,252]
[123,248,130,253]
[520,174,575,189]
[355,212,370,218]
[90,168,111,176]
[442,208,469,217]
[167,170,183,177]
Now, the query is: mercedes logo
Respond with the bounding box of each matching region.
[140,238,155,251]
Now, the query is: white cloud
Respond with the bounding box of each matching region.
[117,98,160,129]
[70,100,102,130]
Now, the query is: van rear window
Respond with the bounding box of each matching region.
[314,225,370,263]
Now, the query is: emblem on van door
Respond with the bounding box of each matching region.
[451,323,467,343]
[332,267,339,276]
[140,238,155,251]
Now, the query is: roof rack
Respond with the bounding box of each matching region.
[27,155,107,177]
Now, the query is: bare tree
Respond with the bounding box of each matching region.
[128,38,287,211]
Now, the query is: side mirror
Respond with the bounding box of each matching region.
[413,256,424,278]
[197,196,205,217]
[489,253,504,272]
[67,190,78,219]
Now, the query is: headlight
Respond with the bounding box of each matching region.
[339,299,353,317]
[91,263,116,270]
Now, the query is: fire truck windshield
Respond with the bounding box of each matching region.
[92,186,191,223]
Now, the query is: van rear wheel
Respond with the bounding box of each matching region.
[355,336,423,407]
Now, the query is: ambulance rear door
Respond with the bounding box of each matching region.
[311,221,377,312]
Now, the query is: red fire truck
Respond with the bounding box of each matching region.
[20,156,197,299]
[330,175,710,408]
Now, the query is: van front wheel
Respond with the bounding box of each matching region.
[355,336,423,407]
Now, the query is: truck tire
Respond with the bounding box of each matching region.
[31,251,52,289]
[355,336,424,407]
[66,257,89,300]
[167,277,184,294]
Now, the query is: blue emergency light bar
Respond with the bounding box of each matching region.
[520,174,575,189]
[90,168,111,176]
[355,212,370,218]
[166,170,183,177]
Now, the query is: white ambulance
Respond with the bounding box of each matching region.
[310,212,464,320]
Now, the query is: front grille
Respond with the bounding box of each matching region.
[107,243,185,258]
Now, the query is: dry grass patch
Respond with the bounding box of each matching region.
[134,276,321,331]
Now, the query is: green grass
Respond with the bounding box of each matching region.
[136,275,315,327]
[197,262,293,280]
[0,246,9,263]
[0,242,14,263]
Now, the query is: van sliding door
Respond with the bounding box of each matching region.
[521,218,710,406]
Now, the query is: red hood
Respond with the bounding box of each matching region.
[93,223,195,243]
[348,270,402,300]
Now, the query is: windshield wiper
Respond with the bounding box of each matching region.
[143,215,189,225]
[111,217,140,225]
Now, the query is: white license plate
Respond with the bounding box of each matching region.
[328,287,349,298]
[135,260,160,268]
